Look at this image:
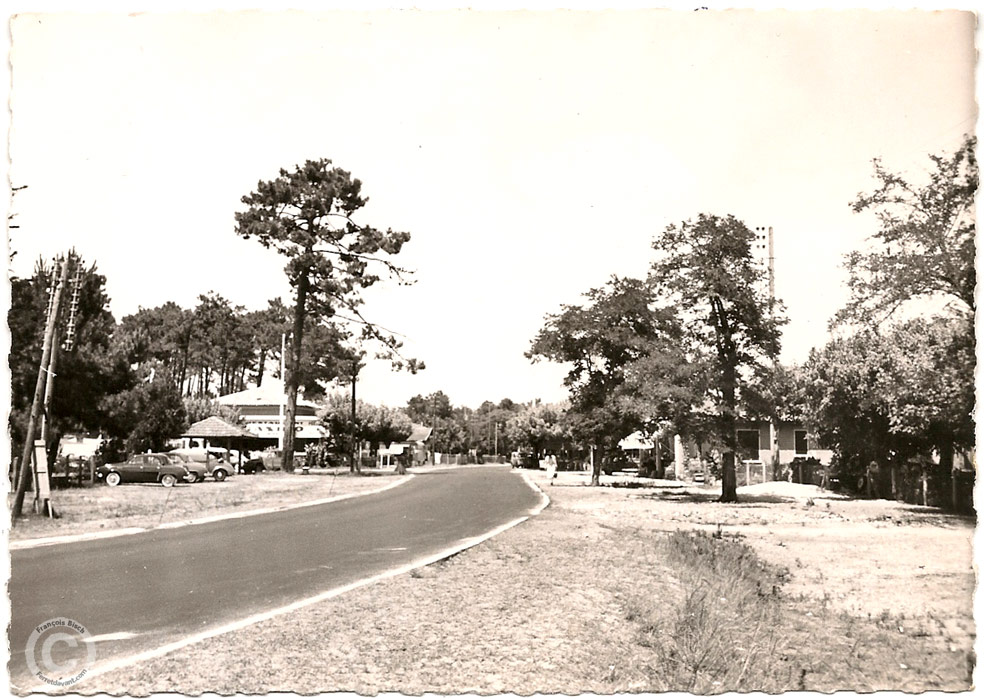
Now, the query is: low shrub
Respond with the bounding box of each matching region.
[626,530,791,693]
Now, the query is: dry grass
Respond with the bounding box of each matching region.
[626,530,789,693]
[8,470,405,541]
[61,469,975,695]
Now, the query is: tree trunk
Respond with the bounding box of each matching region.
[590,446,601,486]
[654,439,662,478]
[283,273,309,473]
[946,448,958,511]
[719,364,739,503]
[256,347,266,386]
[179,344,189,395]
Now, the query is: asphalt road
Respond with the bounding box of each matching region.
[8,465,541,688]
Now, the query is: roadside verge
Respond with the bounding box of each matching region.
[9,474,414,550]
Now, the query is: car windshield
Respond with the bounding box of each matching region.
[163,454,185,464]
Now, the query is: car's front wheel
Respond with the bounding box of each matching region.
[105,472,121,487]
[160,474,178,487]
[212,469,228,482]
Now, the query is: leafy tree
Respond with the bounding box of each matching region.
[528,276,684,484]
[243,299,291,386]
[116,302,195,393]
[189,292,252,396]
[362,404,413,473]
[319,394,413,473]
[293,320,360,401]
[406,391,453,422]
[840,134,976,325]
[427,416,468,454]
[236,159,419,471]
[470,400,520,457]
[319,392,359,461]
[649,214,785,502]
[99,379,187,454]
[805,316,974,498]
[618,348,712,476]
[504,402,568,460]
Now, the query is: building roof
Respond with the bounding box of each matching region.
[407,423,432,443]
[182,416,257,439]
[618,431,654,450]
[216,380,321,411]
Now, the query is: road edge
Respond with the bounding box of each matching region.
[9,474,416,551]
[21,466,551,693]
[519,468,551,516]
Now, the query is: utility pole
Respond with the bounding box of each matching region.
[278,333,286,451]
[350,359,358,474]
[494,422,499,461]
[36,331,60,516]
[13,256,71,519]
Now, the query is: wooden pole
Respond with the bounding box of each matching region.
[350,360,358,474]
[13,257,70,519]
[36,331,60,516]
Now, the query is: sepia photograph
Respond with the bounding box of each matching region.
[4,2,978,695]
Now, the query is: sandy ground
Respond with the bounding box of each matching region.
[7,469,405,541]
[60,469,975,695]
[595,475,975,625]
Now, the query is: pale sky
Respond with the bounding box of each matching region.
[4,4,977,409]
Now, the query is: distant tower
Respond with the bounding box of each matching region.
[752,226,775,310]
[753,225,781,480]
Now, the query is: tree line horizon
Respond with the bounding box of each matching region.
[9,135,974,504]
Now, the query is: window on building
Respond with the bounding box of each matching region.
[794,430,809,456]
[737,429,760,462]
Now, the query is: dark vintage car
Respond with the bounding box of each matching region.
[95,453,193,487]
[601,452,633,476]
[510,451,539,469]
[239,457,266,475]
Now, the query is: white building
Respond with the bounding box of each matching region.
[216,380,326,447]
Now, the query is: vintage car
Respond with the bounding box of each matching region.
[95,453,192,487]
[167,448,233,481]
[239,457,266,475]
[510,451,539,469]
[261,449,284,471]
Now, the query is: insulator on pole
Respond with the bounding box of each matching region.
[63,258,84,351]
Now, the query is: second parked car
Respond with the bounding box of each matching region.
[167,448,233,481]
